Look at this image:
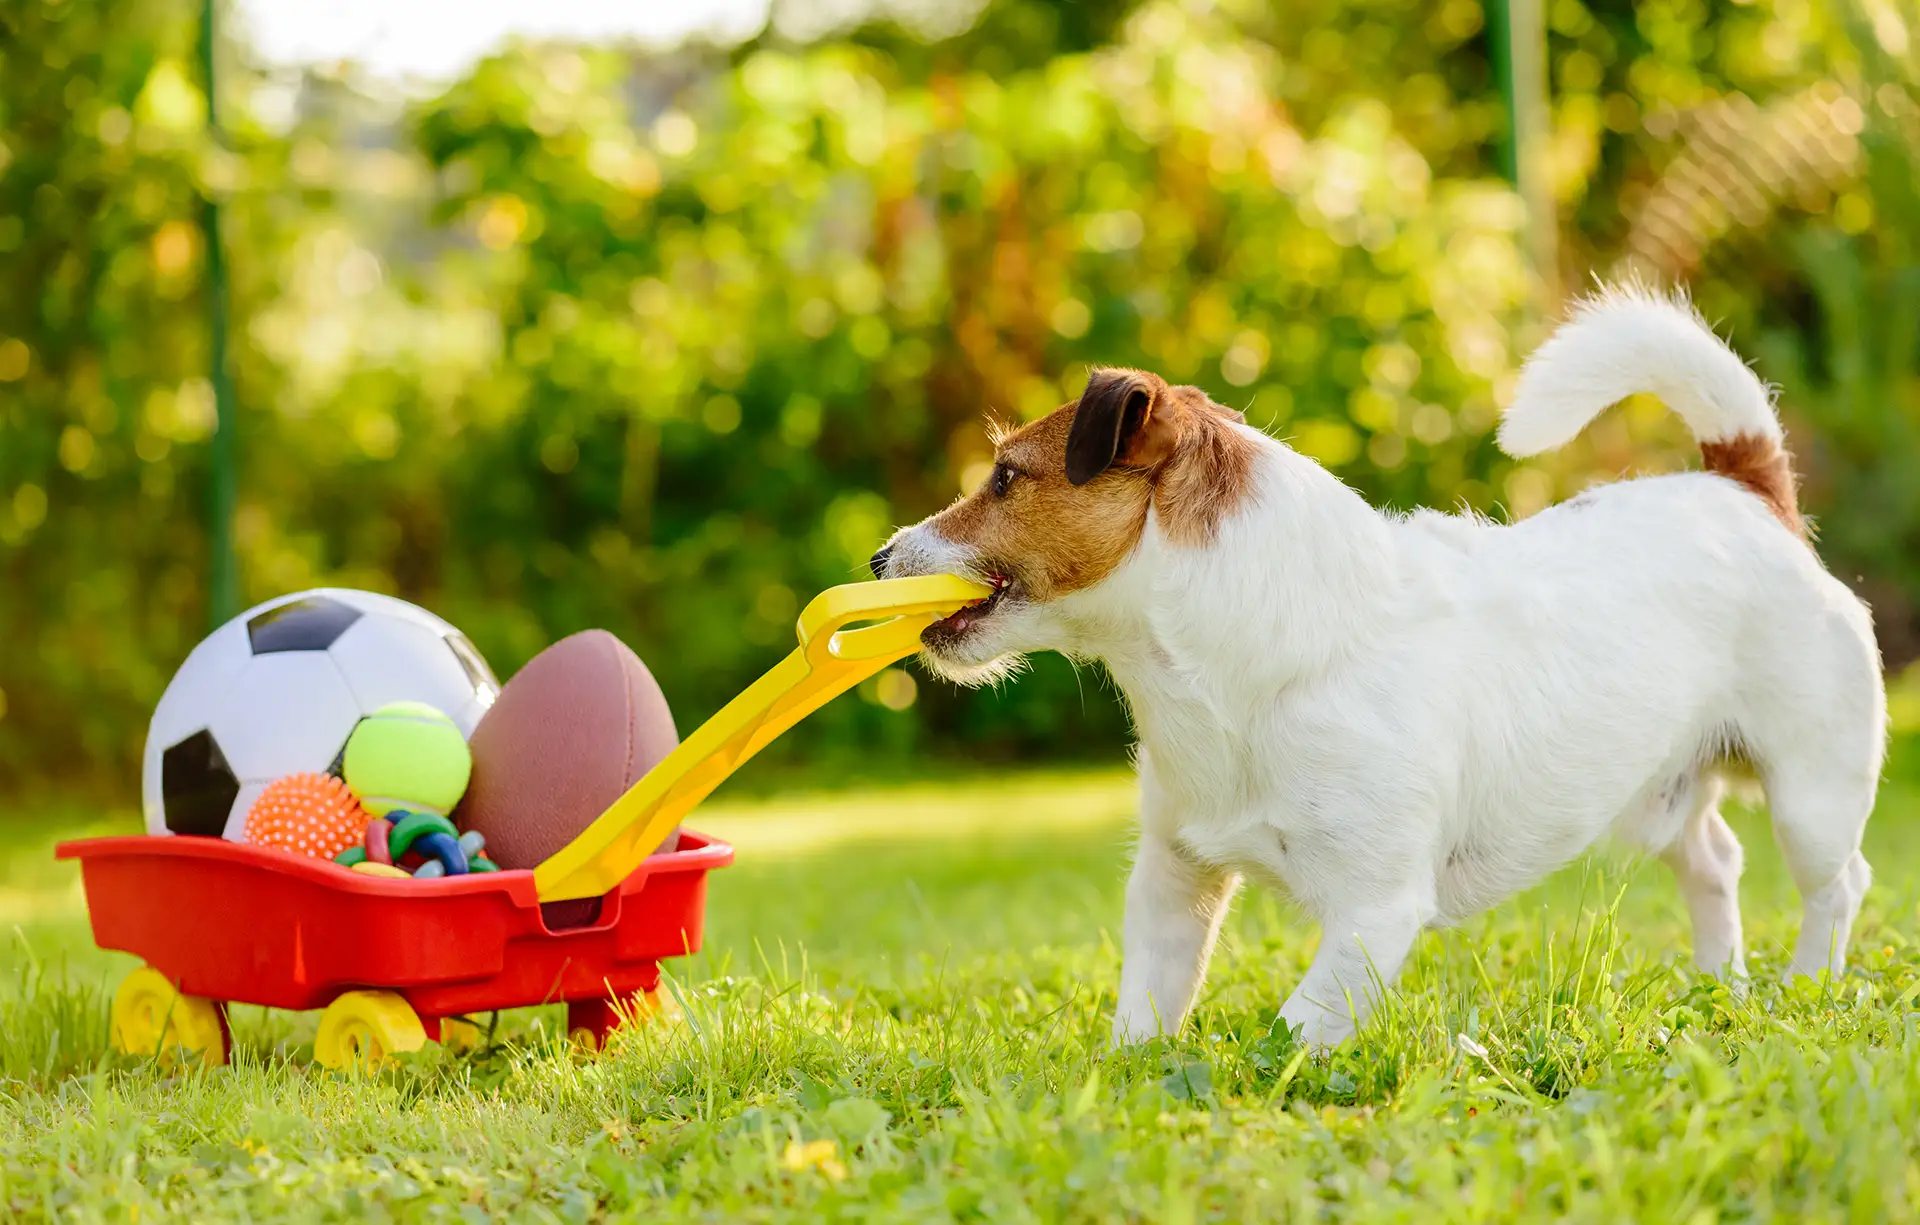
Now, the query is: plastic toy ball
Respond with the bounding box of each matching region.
[243,773,369,861]
[342,701,472,818]
[142,588,499,841]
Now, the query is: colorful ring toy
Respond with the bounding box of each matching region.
[387,811,459,860]
[364,819,394,865]
[411,831,468,877]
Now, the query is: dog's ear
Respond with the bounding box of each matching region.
[1065,368,1176,485]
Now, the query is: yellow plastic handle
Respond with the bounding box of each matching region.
[532,574,991,902]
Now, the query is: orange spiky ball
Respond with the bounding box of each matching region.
[244,773,370,861]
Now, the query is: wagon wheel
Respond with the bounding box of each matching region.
[111,966,229,1067]
[314,991,426,1072]
[567,989,675,1052]
[437,1015,486,1052]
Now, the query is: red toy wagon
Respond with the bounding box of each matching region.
[58,576,987,1069]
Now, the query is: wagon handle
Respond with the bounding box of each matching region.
[532,574,991,903]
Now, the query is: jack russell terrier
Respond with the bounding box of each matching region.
[873,285,1884,1048]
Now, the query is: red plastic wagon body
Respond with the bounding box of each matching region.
[57,831,732,1059]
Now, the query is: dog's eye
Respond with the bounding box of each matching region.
[990,464,1017,497]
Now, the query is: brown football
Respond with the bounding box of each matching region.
[455,629,680,873]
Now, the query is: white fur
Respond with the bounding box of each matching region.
[1498,284,1782,455]
[883,289,1885,1048]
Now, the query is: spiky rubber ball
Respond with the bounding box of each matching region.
[244,772,370,860]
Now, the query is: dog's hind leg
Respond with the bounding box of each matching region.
[1764,760,1875,980]
[1658,773,1748,977]
[1740,646,1882,980]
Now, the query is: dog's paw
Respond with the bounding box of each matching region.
[1277,1009,1355,1053]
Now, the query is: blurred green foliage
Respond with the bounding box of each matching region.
[0,0,1913,792]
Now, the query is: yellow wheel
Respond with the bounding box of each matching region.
[567,989,675,1053]
[111,967,228,1067]
[437,1016,485,1052]
[314,991,426,1072]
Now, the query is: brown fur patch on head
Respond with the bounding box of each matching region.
[1151,385,1259,546]
[1700,432,1805,538]
[926,376,1260,600]
[930,404,1154,602]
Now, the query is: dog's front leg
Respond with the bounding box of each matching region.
[1111,828,1238,1046]
[1278,896,1425,1049]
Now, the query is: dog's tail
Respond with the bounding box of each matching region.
[1496,284,1803,536]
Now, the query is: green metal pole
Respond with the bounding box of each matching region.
[1488,0,1519,185]
[200,0,239,627]
[1489,0,1557,312]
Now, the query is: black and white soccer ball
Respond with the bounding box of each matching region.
[142,589,501,839]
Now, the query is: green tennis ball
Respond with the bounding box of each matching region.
[342,700,472,818]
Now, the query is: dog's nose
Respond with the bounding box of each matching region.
[869,544,893,579]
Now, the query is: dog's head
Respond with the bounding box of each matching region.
[873,366,1258,683]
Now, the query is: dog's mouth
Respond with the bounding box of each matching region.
[925,572,1013,644]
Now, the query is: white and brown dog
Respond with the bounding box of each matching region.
[874,286,1884,1048]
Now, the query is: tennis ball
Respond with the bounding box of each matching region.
[342,700,472,818]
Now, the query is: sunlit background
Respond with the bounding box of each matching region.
[3,0,1917,794]
[241,0,767,82]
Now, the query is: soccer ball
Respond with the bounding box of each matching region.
[143,589,501,840]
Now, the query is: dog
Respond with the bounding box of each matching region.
[873,285,1885,1048]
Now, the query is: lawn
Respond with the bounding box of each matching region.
[3,766,1920,1222]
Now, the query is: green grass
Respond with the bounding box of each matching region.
[3,768,1920,1222]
